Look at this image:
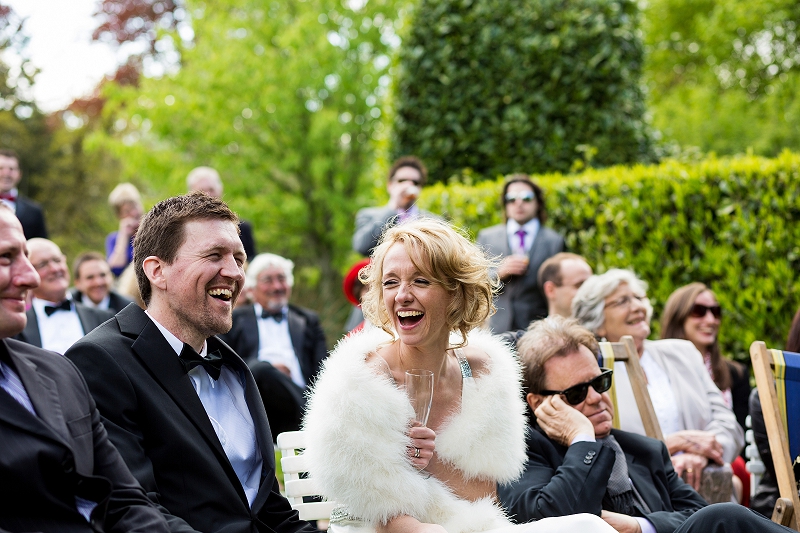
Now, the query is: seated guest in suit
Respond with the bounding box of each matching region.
[15,238,112,354]
[66,193,316,533]
[499,315,793,533]
[572,270,744,493]
[0,204,168,533]
[106,183,143,277]
[0,148,48,239]
[187,166,257,261]
[222,253,327,436]
[538,252,593,318]
[352,156,438,256]
[477,174,564,333]
[71,251,134,313]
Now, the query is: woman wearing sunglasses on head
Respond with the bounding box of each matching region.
[572,270,744,494]
[660,283,751,504]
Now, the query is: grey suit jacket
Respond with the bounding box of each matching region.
[477,223,564,332]
[0,338,167,533]
[352,204,439,256]
[15,302,113,349]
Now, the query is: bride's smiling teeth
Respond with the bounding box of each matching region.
[208,288,233,301]
[397,309,424,327]
[398,310,423,318]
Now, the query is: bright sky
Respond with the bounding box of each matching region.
[6,0,119,112]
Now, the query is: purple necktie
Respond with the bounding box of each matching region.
[515,229,527,253]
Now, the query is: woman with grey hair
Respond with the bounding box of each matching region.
[571,269,744,493]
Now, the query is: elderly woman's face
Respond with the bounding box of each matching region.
[596,282,650,342]
[381,243,451,346]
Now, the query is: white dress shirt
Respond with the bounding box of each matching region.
[145,311,263,507]
[506,218,540,255]
[0,187,18,213]
[31,297,85,355]
[254,303,305,387]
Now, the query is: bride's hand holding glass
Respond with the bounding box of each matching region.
[408,422,436,469]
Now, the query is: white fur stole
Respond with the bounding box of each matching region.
[302,327,528,533]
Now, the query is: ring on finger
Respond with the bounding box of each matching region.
[686,468,694,473]
[414,447,421,458]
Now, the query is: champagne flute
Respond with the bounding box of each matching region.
[405,369,434,426]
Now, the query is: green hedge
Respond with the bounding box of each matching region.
[392,0,654,182]
[419,151,800,359]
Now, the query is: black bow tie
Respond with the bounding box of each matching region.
[261,309,284,322]
[178,344,225,380]
[44,300,72,316]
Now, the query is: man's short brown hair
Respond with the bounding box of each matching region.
[517,315,599,396]
[388,156,428,187]
[537,252,589,289]
[133,192,239,305]
[0,149,19,160]
[73,251,107,280]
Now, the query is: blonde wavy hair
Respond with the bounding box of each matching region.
[359,219,499,346]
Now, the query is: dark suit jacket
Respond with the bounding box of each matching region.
[0,338,167,533]
[222,304,328,386]
[71,289,135,315]
[351,204,440,256]
[498,426,707,533]
[239,220,257,262]
[15,196,48,239]
[476,223,564,332]
[65,304,316,533]
[15,302,113,349]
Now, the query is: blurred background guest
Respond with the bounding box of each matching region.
[106,183,143,276]
[572,269,744,495]
[71,251,133,313]
[342,258,370,334]
[538,252,593,318]
[661,283,751,504]
[477,174,564,333]
[0,149,47,239]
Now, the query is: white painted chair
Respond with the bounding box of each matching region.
[276,430,338,522]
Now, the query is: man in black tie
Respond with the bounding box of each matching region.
[0,149,47,239]
[222,253,327,436]
[15,238,112,353]
[70,251,134,313]
[0,204,168,533]
[499,315,794,533]
[66,193,317,533]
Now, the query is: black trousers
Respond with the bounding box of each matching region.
[248,361,306,438]
[675,503,794,533]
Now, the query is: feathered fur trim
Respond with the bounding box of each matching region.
[302,327,527,532]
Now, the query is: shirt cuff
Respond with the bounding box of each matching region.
[570,434,596,445]
[635,517,656,533]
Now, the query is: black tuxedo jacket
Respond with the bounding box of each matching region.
[15,302,113,348]
[15,196,48,239]
[499,426,707,533]
[65,304,316,533]
[0,338,166,533]
[222,304,327,386]
[71,288,135,314]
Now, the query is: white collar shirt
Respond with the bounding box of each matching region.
[506,218,540,255]
[31,296,85,355]
[80,293,110,311]
[253,303,305,387]
[144,310,263,507]
[0,187,18,213]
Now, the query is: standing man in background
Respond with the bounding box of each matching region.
[0,149,47,239]
[71,251,134,313]
[477,174,564,333]
[352,156,438,256]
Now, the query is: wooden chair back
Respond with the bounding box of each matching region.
[276,430,338,522]
[750,341,800,530]
[599,335,664,442]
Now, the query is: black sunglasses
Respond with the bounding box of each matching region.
[689,303,722,319]
[540,368,613,405]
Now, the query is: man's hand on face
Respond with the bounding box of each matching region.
[534,394,595,446]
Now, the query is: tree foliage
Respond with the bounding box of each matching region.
[391,0,654,182]
[93,0,403,338]
[644,0,800,155]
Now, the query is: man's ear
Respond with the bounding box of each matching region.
[542,280,556,300]
[526,392,545,413]
[142,256,167,292]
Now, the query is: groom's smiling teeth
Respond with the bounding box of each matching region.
[208,288,233,301]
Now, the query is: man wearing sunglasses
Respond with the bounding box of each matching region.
[500,316,793,533]
[477,174,564,333]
